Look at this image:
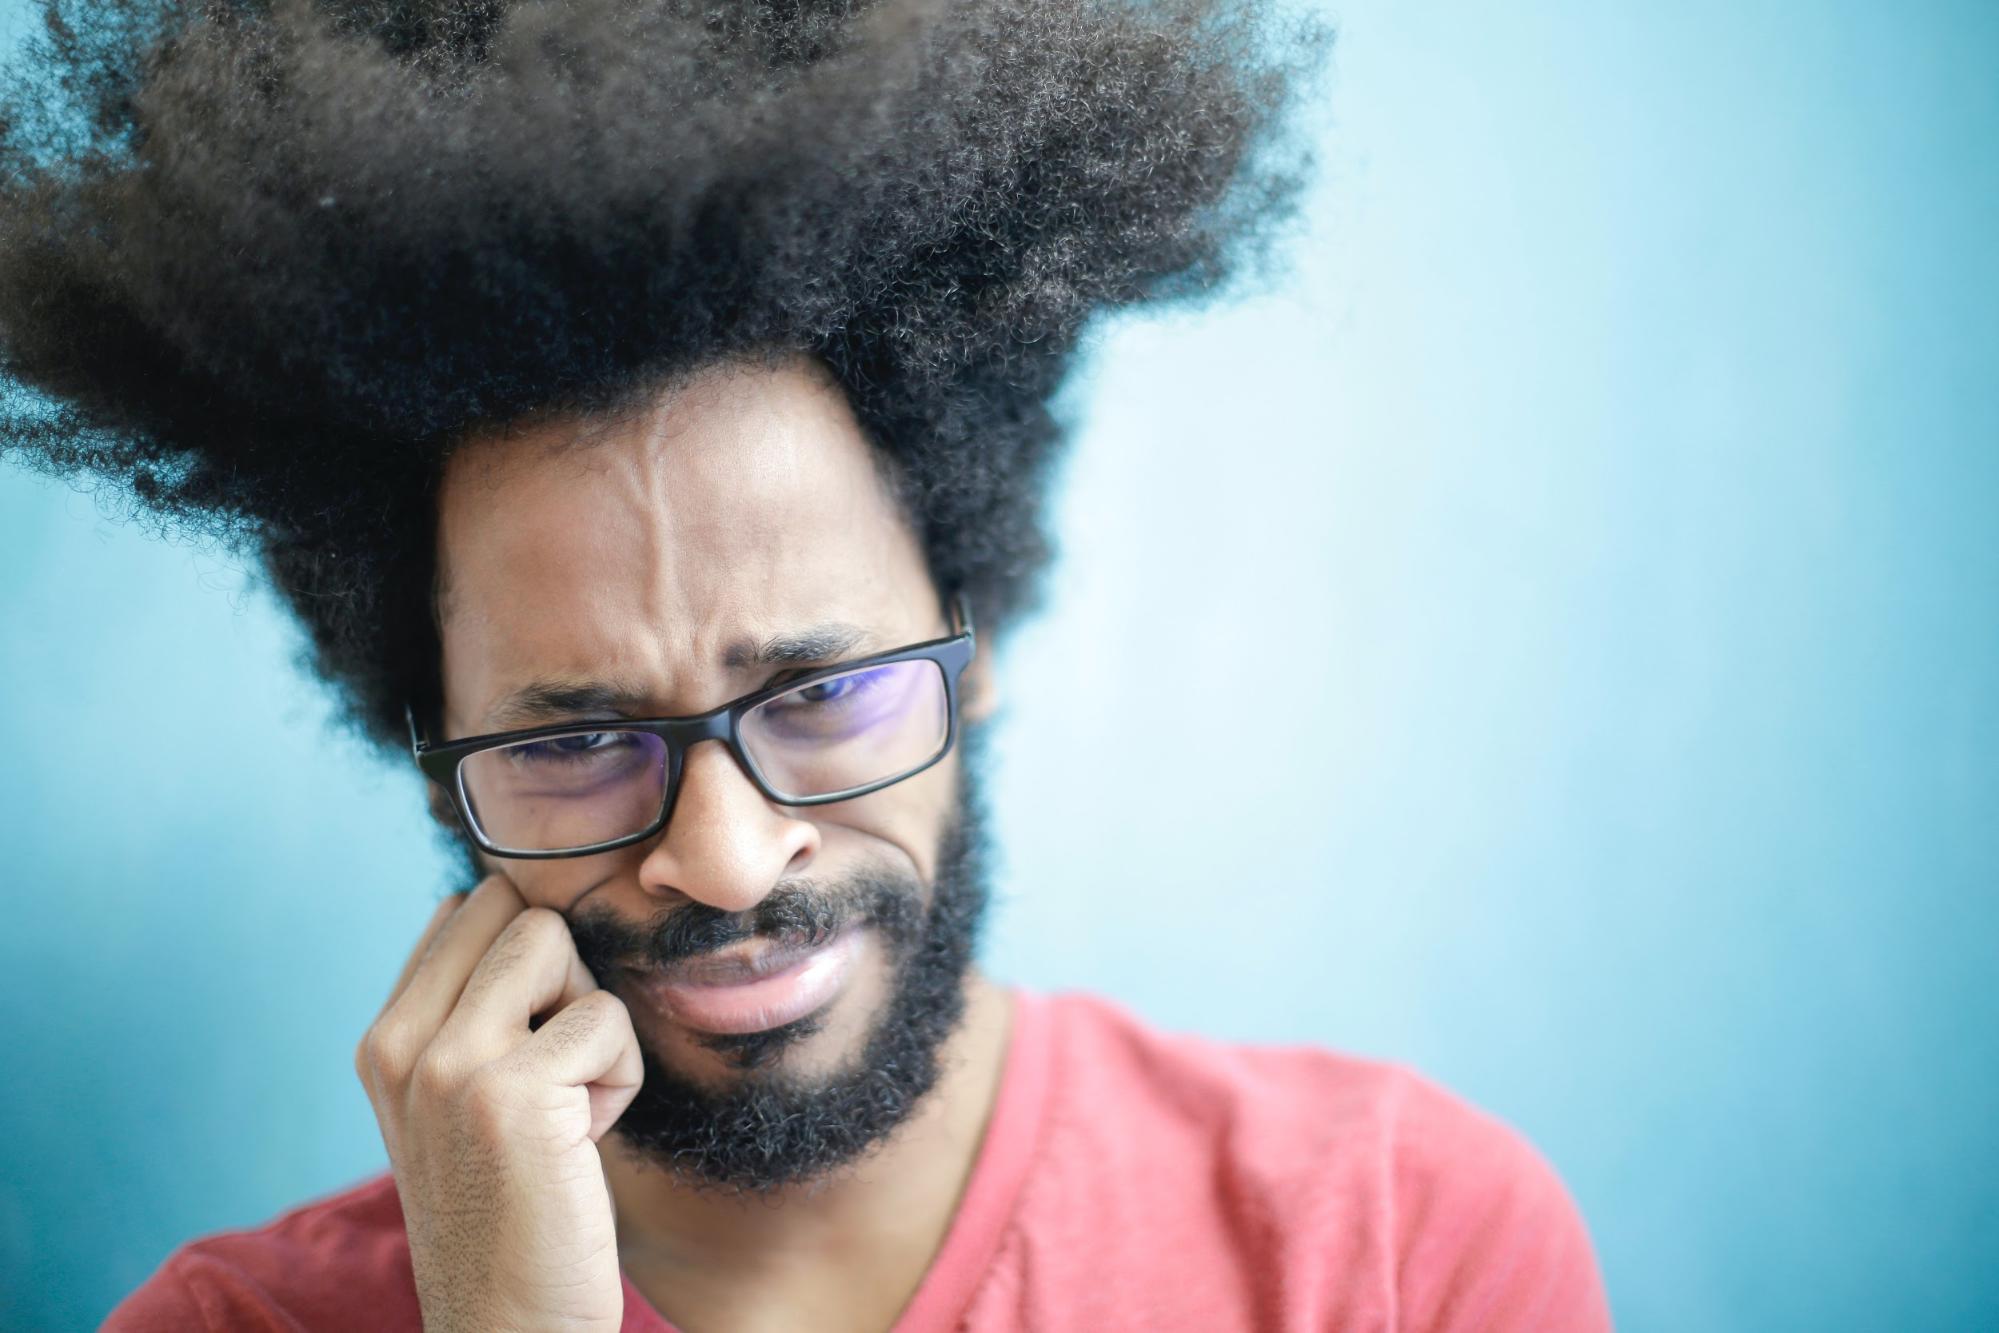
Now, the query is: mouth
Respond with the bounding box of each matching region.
[633,923,866,1036]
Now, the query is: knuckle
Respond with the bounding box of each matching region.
[511,906,571,954]
[411,1047,459,1102]
[359,1022,417,1083]
[601,998,638,1049]
[533,1012,582,1058]
[562,986,609,1015]
[478,907,559,977]
[584,988,633,1031]
[551,990,622,1043]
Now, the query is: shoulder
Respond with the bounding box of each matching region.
[1030,990,1612,1332]
[1376,1063,1613,1332]
[103,1171,421,1332]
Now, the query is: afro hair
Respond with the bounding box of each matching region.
[0,0,1332,757]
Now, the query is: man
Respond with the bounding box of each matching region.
[1,0,1612,1328]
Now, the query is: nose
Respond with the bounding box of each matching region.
[634,737,820,913]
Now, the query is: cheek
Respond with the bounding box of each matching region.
[807,752,960,885]
[483,850,629,914]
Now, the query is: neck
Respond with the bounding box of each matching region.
[600,969,1015,1329]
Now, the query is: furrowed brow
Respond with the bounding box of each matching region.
[722,623,874,670]
[478,624,878,730]
[482,680,651,731]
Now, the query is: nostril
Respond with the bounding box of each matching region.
[782,839,817,881]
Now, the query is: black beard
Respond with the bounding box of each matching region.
[564,746,992,1196]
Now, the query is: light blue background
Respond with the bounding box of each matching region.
[3,2,1995,1330]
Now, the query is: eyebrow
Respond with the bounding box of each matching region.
[722,623,872,670]
[479,623,877,731]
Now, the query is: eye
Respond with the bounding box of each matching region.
[793,674,863,705]
[508,731,636,765]
[550,731,619,752]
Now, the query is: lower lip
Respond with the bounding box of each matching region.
[641,926,865,1035]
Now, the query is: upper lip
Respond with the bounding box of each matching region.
[647,927,850,988]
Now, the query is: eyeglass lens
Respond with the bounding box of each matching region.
[456,658,950,854]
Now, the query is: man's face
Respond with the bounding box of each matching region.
[431,353,991,1191]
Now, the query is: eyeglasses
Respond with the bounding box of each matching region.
[406,597,974,859]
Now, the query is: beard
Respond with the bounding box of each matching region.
[564,743,993,1196]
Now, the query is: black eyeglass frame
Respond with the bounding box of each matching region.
[405,595,975,860]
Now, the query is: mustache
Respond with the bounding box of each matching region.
[566,868,924,982]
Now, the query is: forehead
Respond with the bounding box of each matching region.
[432,356,935,724]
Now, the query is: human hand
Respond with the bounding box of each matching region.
[354,873,644,1333]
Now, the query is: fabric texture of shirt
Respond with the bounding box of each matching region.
[104,986,1614,1331]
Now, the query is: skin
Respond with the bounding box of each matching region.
[353,351,1011,1333]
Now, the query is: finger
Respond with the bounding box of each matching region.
[506,989,644,1142]
[377,892,467,1017]
[435,905,600,1063]
[379,872,531,1049]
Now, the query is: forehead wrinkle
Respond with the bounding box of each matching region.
[616,366,903,639]
[437,356,939,732]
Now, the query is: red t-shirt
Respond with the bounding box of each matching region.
[105,987,1613,1331]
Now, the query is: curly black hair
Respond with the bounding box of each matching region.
[0,0,1331,758]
